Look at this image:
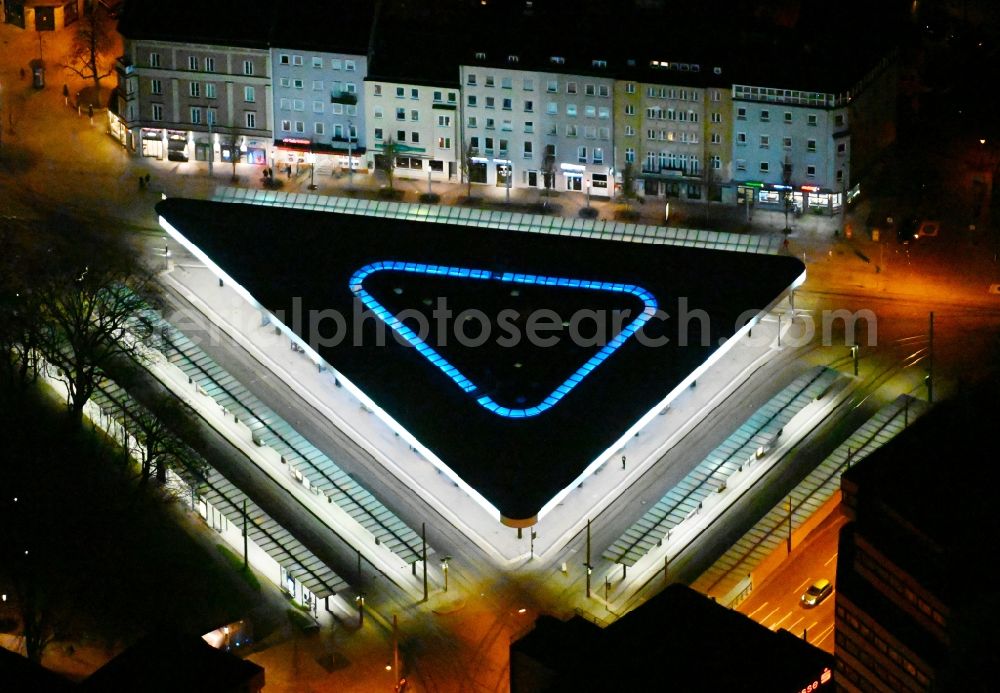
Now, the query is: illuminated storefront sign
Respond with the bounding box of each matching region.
[349,261,659,418]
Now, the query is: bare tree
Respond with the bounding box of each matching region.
[620,161,638,205]
[782,155,794,232]
[701,159,720,224]
[226,121,243,183]
[63,5,114,96]
[541,144,556,197]
[378,138,399,192]
[461,141,479,199]
[0,221,49,388]
[35,225,159,423]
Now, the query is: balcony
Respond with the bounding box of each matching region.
[330,92,358,105]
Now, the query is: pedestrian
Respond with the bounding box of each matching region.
[139,175,145,189]
[63,84,70,106]
[88,104,94,125]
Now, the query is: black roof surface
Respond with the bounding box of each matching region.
[117,0,274,48]
[511,584,833,692]
[158,198,802,521]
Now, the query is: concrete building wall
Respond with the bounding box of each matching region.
[363,78,460,182]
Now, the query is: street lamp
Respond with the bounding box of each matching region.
[850,344,859,376]
[356,593,366,627]
[441,555,451,592]
[585,180,591,210]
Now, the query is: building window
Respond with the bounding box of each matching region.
[524,121,533,133]
[577,146,587,163]
[188,55,198,70]
[523,78,533,91]
[501,76,512,89]
[737,106,746,120]
[331,58,342,70]
[396,107,406,120]
[396,86,405,98]
[710,132,721,144]
[290,55,302,66]
[598,85,609,97]
[310,56,322,68]
[151,103,163,121]
[467,116,477,128]
[759,135,769,148]
[711,112,721,124]
[204,57,215,72]
[280,54,290,65]
[836,169,844,183]
[784,111,792,123]
[345,60,356,71]
[566,124,577,137]
[837,142,846,155]
[411,132,420,143]
[246,112,257,128]
[737,132,747,145]
[523,141,533,159]
[566,81,577,94]
[150,79,162,95]
[711,155,721,170]
[280,98,291,110]
[313,80,324,91]
[624,104,635,116]
[593,147,604,164]
[736,159,746,171]
[485,75,495,87]
[585,84,595,96]
[467,95,478,107]
[485,96,495,109]
[374,127,383,140]
[149,52,160,68]
[433,90,443,102]
[625,147,635,163]
[205,83,216,99]
[190,107,201,124]
[501,119,512,131]
[293,79,304,89]
[783,137,792,149]
[188,82,200,97]
[438,115,451,126]
[332,103,343,114]
[712,90,720,102]
[585,105,596,118]
[280,119,291,132]
[566,104,577,117]
[485,118,495,129]
[524,100,534,112]
[807,139,817,152]
[584,126,596,139]
[625,125,635,136]
[397,130,406,142]
[759,161,769,172]
[547,80,558,93]
[207,109,217,125]
[315,122,325,135]
[502,98,512,110]
[438,136,451,149]
[373,84,383,97]
[598,127,609,140]
[808,114,818,126]
[807,165,816,177]
[625,82,636,94]
[293,99,304,111]
[243,60,254,76]
[410,109,419,121]
[313,101,324,113]
[244,86,255,102]
[410,88,419,99]
[760,109,770,122]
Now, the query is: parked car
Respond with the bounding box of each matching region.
[800,578,833,608]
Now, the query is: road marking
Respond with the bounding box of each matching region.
[824,552,838,567]
[761,606,780,623]
[806,620,818,633]
[770,610,793,630]
[793,578,811,595]
[788,616,805,632]
[814,623,836,647]
[748,601,769,619]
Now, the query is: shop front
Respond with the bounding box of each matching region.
[166,130,189,162]
[495,160,512,188]
[141,128,163,159]
[561,163,584,191]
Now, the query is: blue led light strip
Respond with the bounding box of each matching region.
[349,261,659,418]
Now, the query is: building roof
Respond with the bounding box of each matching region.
[511,584,833,692]
[268,0,375,55]
[156,198,802,523]
[841,379,1000,604]
[0,646,75,692]
[117,0,275,49]
[81,630,264,692]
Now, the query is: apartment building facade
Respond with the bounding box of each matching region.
[111,39,273,166]
[363,77,461,182]
[459,53,615,198]
[271,48,367,174]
